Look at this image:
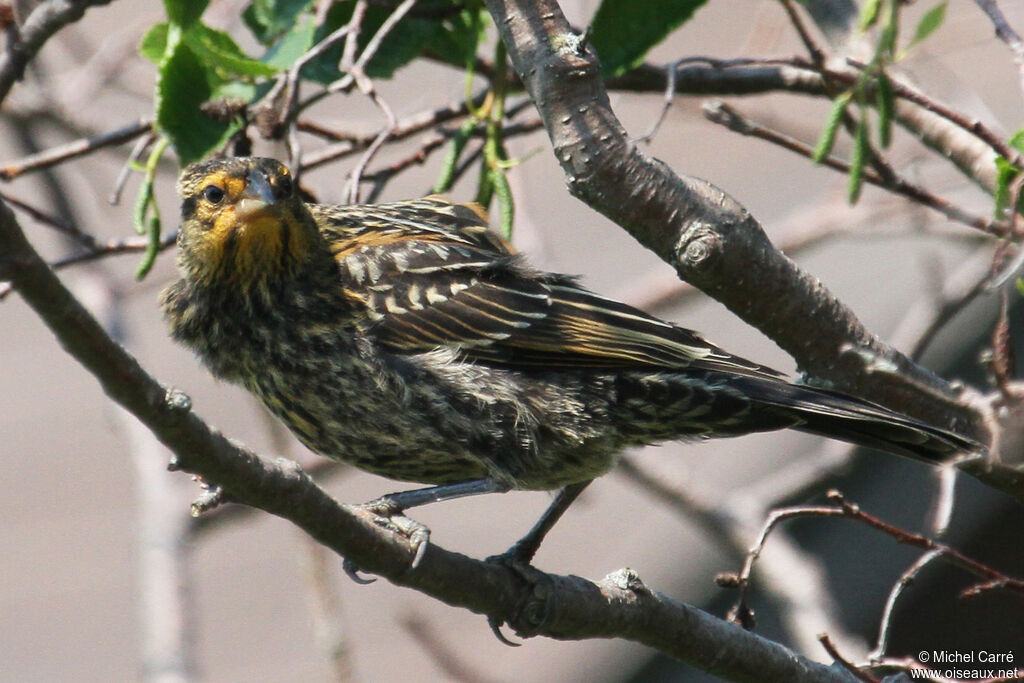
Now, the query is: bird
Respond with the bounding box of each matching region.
[161,156,980,563]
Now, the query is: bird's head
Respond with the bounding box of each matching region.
[175,157,316,285]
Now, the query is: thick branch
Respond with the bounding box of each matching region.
[483,0,1024,498]
[0,0,117,107]
[609,60,1002,193]
[0,196,863,681]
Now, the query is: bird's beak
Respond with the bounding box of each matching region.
[236,169,277,219]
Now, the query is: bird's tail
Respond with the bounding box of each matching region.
[722,374,982,464]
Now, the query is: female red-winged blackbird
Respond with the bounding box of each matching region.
[161,157,979,556]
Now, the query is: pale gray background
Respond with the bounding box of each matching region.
[1,1,1021,681]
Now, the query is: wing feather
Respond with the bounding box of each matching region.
[313,198,782,378]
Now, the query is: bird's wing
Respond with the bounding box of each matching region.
[311,198,783,377]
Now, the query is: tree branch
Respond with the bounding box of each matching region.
[0,194,865,681]
[482,0,1023,498]
[0,0,117,107]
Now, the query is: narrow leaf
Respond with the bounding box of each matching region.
[492,167,514,240]
[813,92,851,163]
[848,116,868,203]
[433,118,477,194]
[908,1,947,49]
[859,0,883,31]
[140,23,169,63]
[875,73,894,148]
[994,156,1019,216]
[1009,129,1024,153]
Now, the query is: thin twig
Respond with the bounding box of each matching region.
[974,0,1024,104]
[109,130,157,206]
[634,59,679,144]
[867,549,943,663]
[0,190,98,249]
[298,91,489,172]
[728,504,846,625]
[702,100,1011,237]
[819,634,880,683]
[345,75,397,203]
[825,490,1024,594]
[328,0,419,96]
[0,0,118,106]
[836,58,1024,170]
[283,24,354,171]
[0,231,177,300]
[0,117,152,180]
[729,490,1024,630]
[781,0,827,66]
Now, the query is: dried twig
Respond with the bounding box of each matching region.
[974,0,1024,103]
[0,118,152,180]
[702,100,1010,237]
[819,634,880,683]
[867,549,942,663]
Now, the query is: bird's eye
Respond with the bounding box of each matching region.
[203,185,225,204]
[276,176,293,199]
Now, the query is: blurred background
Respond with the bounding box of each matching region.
[1,0,1023,681]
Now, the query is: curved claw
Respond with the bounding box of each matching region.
[353,500,432,570]
[486,552,556,638]
[377,512,431,569]
[487,615,521,647]
[342,557,377,585]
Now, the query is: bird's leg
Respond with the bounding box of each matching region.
[344,478,511,580]
[484,481,591,645]
[362,477,511,512]
[496,480,590,564]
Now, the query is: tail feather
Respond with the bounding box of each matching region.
[729,375,981,464]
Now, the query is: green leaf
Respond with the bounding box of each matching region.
[492,167,514,240]
[422,6,488,69]
[1015,277,1024,298]
[187,24,280,78]
[261,10,317,70]
[156,31,233,164]
[813,91,851,162]
[907,1,947,50]
[244,0,315,44]
[433,118,478,194]
[209,80,258,103]
[591,0,706,77]
[875,73,894,148]
[877,0,899,62]
[859,0,883,30]
[163,0,208,28]
[140,23,168,63]
[301,3,441,82]
[1009,129,1024,153]
[994,156,1019,216]
[848,115,868,203]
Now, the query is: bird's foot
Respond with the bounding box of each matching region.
[484,550,556,645]
[342,496,431,584]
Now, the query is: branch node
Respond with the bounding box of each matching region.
[164,387,192,413]
[191,484,233,516]
[676,224,721,272]
[603,567,650,595]
[554,27,592,58]
[490,558,557,639]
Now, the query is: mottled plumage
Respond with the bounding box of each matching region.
[162,157,978,496]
